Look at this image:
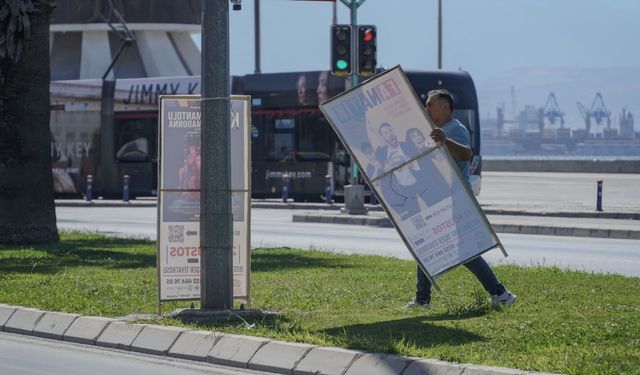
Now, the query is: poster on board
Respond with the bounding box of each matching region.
[157,95,251,302]
[319,66,504,279]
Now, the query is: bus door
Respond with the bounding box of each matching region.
[251,109,333,201]
[113,112,158,196]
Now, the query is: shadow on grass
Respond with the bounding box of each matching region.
[0,236,155,274]
[324,316,486,352]
[251,248,358,272]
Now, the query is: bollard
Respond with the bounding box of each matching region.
[123,174,130,202]
[281,174,289,203]
[324,174,333,204]
[596,180,603,211]
[369,188,378,205]
[85,175,93,202]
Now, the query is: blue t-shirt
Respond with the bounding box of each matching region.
[442,119,471,185]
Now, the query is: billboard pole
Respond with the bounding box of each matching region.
[200,0,233,310]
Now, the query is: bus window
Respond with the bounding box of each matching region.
[297,113,332,161]
[268,117,295,161]
[114,117,155,163]
[116,138,149,162]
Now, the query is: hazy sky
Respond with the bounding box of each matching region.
[200,0,640,83]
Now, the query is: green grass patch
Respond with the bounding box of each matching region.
[1,231,639,374]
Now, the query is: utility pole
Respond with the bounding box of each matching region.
[437,0,442,69]
[200,0,233,310]
[254,0,261,73]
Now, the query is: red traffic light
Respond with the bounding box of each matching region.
[362,28,375,42]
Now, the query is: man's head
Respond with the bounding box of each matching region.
[378,122,398,147]
[425,89,454,127]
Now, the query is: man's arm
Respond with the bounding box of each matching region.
[430,128,472,161]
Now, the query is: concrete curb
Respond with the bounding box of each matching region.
[63,316,116,345]
[3,307,45,335]
[291,213,640,240]
[294,347,361,375]
[33,312,80,340]
[168,330,222,361]
[345,354,411,375]
[130,325,186,356]
[248,341,315,374]
[95,321,145,350]
[0,304,556,375]
[207,333,270,368]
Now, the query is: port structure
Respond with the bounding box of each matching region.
[577,92,612,136]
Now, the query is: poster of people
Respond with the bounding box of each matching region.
[320,66,503,279]
[157,95,251,302]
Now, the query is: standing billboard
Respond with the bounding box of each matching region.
[319,66,506,283]
[157,95,251,303]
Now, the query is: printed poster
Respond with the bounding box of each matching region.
[157,95,251,302]
[320,66,504,279]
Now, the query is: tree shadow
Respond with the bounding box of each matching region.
[0,237,156,274]
[251,248,358,272]
[323,316,486,352]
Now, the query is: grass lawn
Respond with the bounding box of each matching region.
[0,231,639,375]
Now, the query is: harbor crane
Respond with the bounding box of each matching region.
[541,92,565,128]
[577,92,611,135]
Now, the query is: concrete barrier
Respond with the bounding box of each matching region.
[483,159,640,173]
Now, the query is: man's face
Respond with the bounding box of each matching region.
[380,125,398,147]
[425,95,449,127]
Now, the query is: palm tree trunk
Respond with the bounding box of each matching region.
[0,0,59,244]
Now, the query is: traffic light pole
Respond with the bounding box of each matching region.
[338,0,368,213]
[340,0,365,184]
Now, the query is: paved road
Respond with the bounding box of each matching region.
[0,333,268,375]
[55,206,640,277]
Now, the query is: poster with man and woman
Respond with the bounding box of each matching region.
[320,66,500,279]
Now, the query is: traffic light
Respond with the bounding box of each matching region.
[357,25,377,77]
[331,25,352,77]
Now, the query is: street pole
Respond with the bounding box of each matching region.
[200,0,233,310]
[437,0,442,69]
[254,0,261,74]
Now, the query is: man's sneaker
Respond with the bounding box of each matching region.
[404,299,431,309]
[490,290,517,308]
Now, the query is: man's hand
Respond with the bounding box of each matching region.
[430,128,447,144]
[430,128,472,161]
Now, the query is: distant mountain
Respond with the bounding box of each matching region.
[476,67,640,131]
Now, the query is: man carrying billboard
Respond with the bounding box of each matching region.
[406,89,517,309]
[319,66,516,311]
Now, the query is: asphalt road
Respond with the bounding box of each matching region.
[0,333,269,375]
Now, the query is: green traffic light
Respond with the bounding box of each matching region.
[336,59,348,70]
